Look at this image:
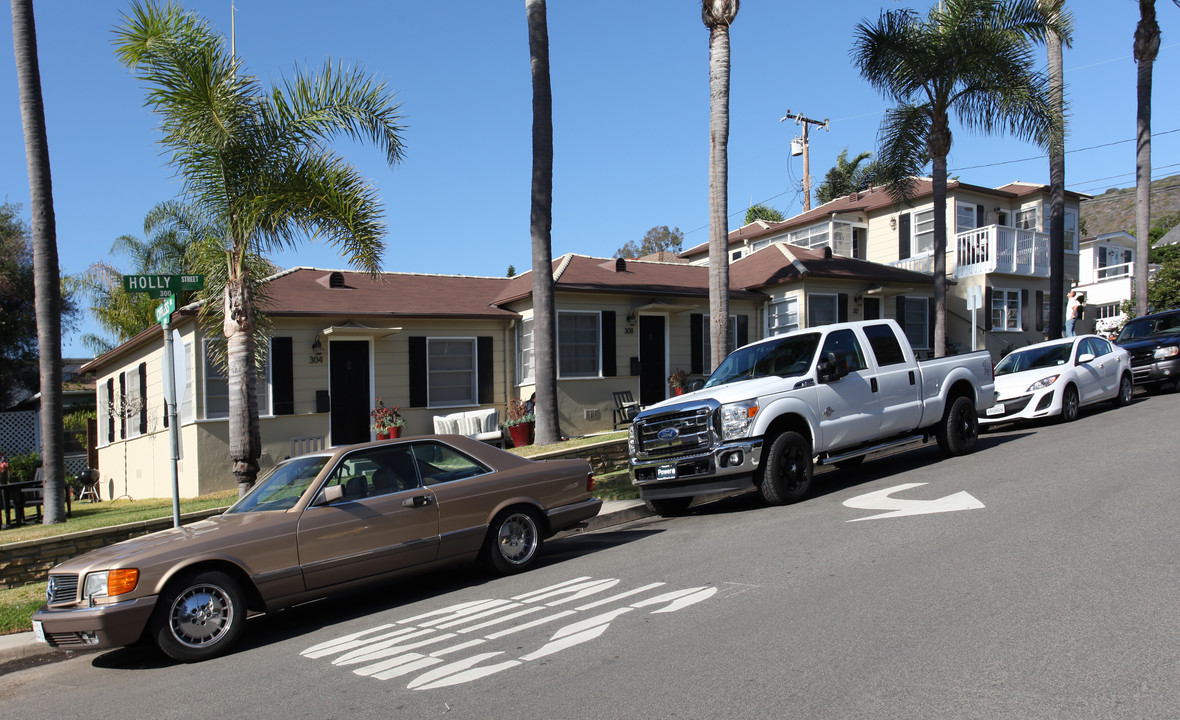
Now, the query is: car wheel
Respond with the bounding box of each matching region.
[1059,385,1080,422]
[834,455,865,469]
[758,431,813,505]
[150,569,246,663]
[645,497,693,516]
[936,396,979,457]
[483,508,543,575]
[1113,373,1134,408]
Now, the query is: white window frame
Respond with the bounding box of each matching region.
[558,311,601,379]
[202,340,229,420]
[1064,209,1079,253]
[1095,244,1134,280]
[991,288,1022,332]
[517,316,535,385]
[768,297,799,336]
[123,367,143,439]
[702,314,739,360]
[955,202,978,234]
[427,337,478,408]
[807,293,839,327]
[912,209,935,255]
[1015,204,1039,231]
[901,296,930,350]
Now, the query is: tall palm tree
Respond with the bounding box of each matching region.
[853,0,1067,357]
[526,0,561,445]
[114,1,406,494]
[1044,0,1071,339]
[1133,0,1179,315]
[703,0,739,371]
[11,0,67,523]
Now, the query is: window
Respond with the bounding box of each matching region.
[428,338,477,406]
[1094,303,1121,320]
[808,293,839,327]
[768,298,799,336]
[1096,245,1134,279]
[123,366,144,439]
[820,329,868,372]
[788,222,849,255]
[411,442,491,485]
[956,203,978,234]
[559,312,600,378]
[912,209,935,254]
[991,288,1022,331]
[517,317,534,384]
[901,296,930,350]
[701,315,740,361]
[203,341,228,419]
[1015,205,1038,230]
[730,249,744,262]
[1064,209,1078,253]
[863,323,907,366]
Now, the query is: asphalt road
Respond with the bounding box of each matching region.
[3,390,1177,719]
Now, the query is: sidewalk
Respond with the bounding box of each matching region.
[0,498,652,671]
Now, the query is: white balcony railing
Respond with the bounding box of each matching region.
[889,254,936,274]
[954,225,1050,279]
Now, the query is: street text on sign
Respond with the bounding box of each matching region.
[123,274,205,298]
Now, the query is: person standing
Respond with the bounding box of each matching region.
[1065,290,1080,337]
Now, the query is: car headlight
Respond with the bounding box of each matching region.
[1154,345,1179,360]
[720,401,759,441]
[1027,375,1060,392]
[83,568,139,600]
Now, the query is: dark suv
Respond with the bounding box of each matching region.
[1116,308,1180,391]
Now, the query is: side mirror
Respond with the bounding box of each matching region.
[1077,352,1096,364]
[817,352,850,384]
[314,484,344,506]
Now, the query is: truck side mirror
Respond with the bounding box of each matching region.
[817,352,850,383]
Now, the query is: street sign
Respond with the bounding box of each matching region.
[155,295,177,325]
[123,274,205,299]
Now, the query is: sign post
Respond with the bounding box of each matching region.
[125,275,204,528]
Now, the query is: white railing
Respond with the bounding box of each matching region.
[954,225,1050,279]
[1096,261,1133,281]
[889,255,936,274]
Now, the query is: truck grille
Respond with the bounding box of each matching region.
[46,573,79,606]
[633,404,717,459]
[1128,349,1155,366]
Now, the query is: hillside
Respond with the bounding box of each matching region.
[1079,173,1180,238]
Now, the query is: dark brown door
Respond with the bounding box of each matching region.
[330,340,370,445]
[639,315,667,406]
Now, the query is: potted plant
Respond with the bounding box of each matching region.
[370,398,405,439]
[668,368,689,396]
[503,396,536,447]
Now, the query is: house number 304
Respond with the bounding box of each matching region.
[308,355,324,364]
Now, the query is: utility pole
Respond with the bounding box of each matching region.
[780,110,829,211]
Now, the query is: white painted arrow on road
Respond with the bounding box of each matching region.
[843,482,984,522]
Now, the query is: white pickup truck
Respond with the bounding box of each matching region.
[628,319,996,515]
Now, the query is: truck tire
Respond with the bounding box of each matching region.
[645,497,693,516]
[759,431,813,505]
[936,395,978,457]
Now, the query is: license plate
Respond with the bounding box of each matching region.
[656,465,677,480]
[32,620,46,644]
[985,403,1006,416]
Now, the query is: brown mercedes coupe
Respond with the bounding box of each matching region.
[33,435,601,662]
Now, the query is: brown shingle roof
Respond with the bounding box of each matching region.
[729,243,935,291]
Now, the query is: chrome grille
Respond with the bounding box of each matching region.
[634,404,717,459]
[46,573,79,606]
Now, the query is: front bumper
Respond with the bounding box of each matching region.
[1130,356,1180,385]
[32,595,158,650]
[629,439,764,500]
[979,388,1057,424]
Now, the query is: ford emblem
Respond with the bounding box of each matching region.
[657,428,679,440]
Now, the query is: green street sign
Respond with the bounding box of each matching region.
[155,295,177,325]
[124,274,205,299]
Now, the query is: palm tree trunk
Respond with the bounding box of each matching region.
[526,0,561,445]
[1133,0,1159,317]
[11,0,66,523]
[704,1,738,369]
[225,271,260,496]
[931,153,948,358]
[1045,0,1066,339]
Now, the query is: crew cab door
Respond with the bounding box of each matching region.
[814,328,882,451]
[861,323,924,435]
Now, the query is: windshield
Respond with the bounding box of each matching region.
[994,343,1073,375]
[224,455,331,513]
[704,333,820,388]
[1118,312,1180,341]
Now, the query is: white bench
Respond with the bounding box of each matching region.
[433,408,504,447]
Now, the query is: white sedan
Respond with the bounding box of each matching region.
[981,334,1133,425]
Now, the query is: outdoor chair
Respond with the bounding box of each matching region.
[612,391,640,430]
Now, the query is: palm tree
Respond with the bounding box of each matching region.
[11,0,67,523]
[114,2,406,494]
[852,0,1067,357]
[815,148,878,205]
[703,0,739,371]
[526,0,561,445]
[1043,0,1071,339]
[1133,1,1179,315]
[744,204,784,224]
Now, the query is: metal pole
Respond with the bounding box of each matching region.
[162,320,181,528]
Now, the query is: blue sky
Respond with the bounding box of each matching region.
[4,1,1179,356]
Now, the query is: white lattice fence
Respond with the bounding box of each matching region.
[0,410,40,455]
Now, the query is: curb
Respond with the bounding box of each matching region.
[0,498,654,672]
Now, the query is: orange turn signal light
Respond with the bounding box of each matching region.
[108,568,139,596]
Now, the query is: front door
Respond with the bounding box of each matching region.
[639,315,667,406]
[330,340,371,445]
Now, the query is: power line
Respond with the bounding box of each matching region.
[950,128,1180,172]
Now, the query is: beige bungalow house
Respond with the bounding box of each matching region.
[83,246,933,500]
[682,179,1091,358]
